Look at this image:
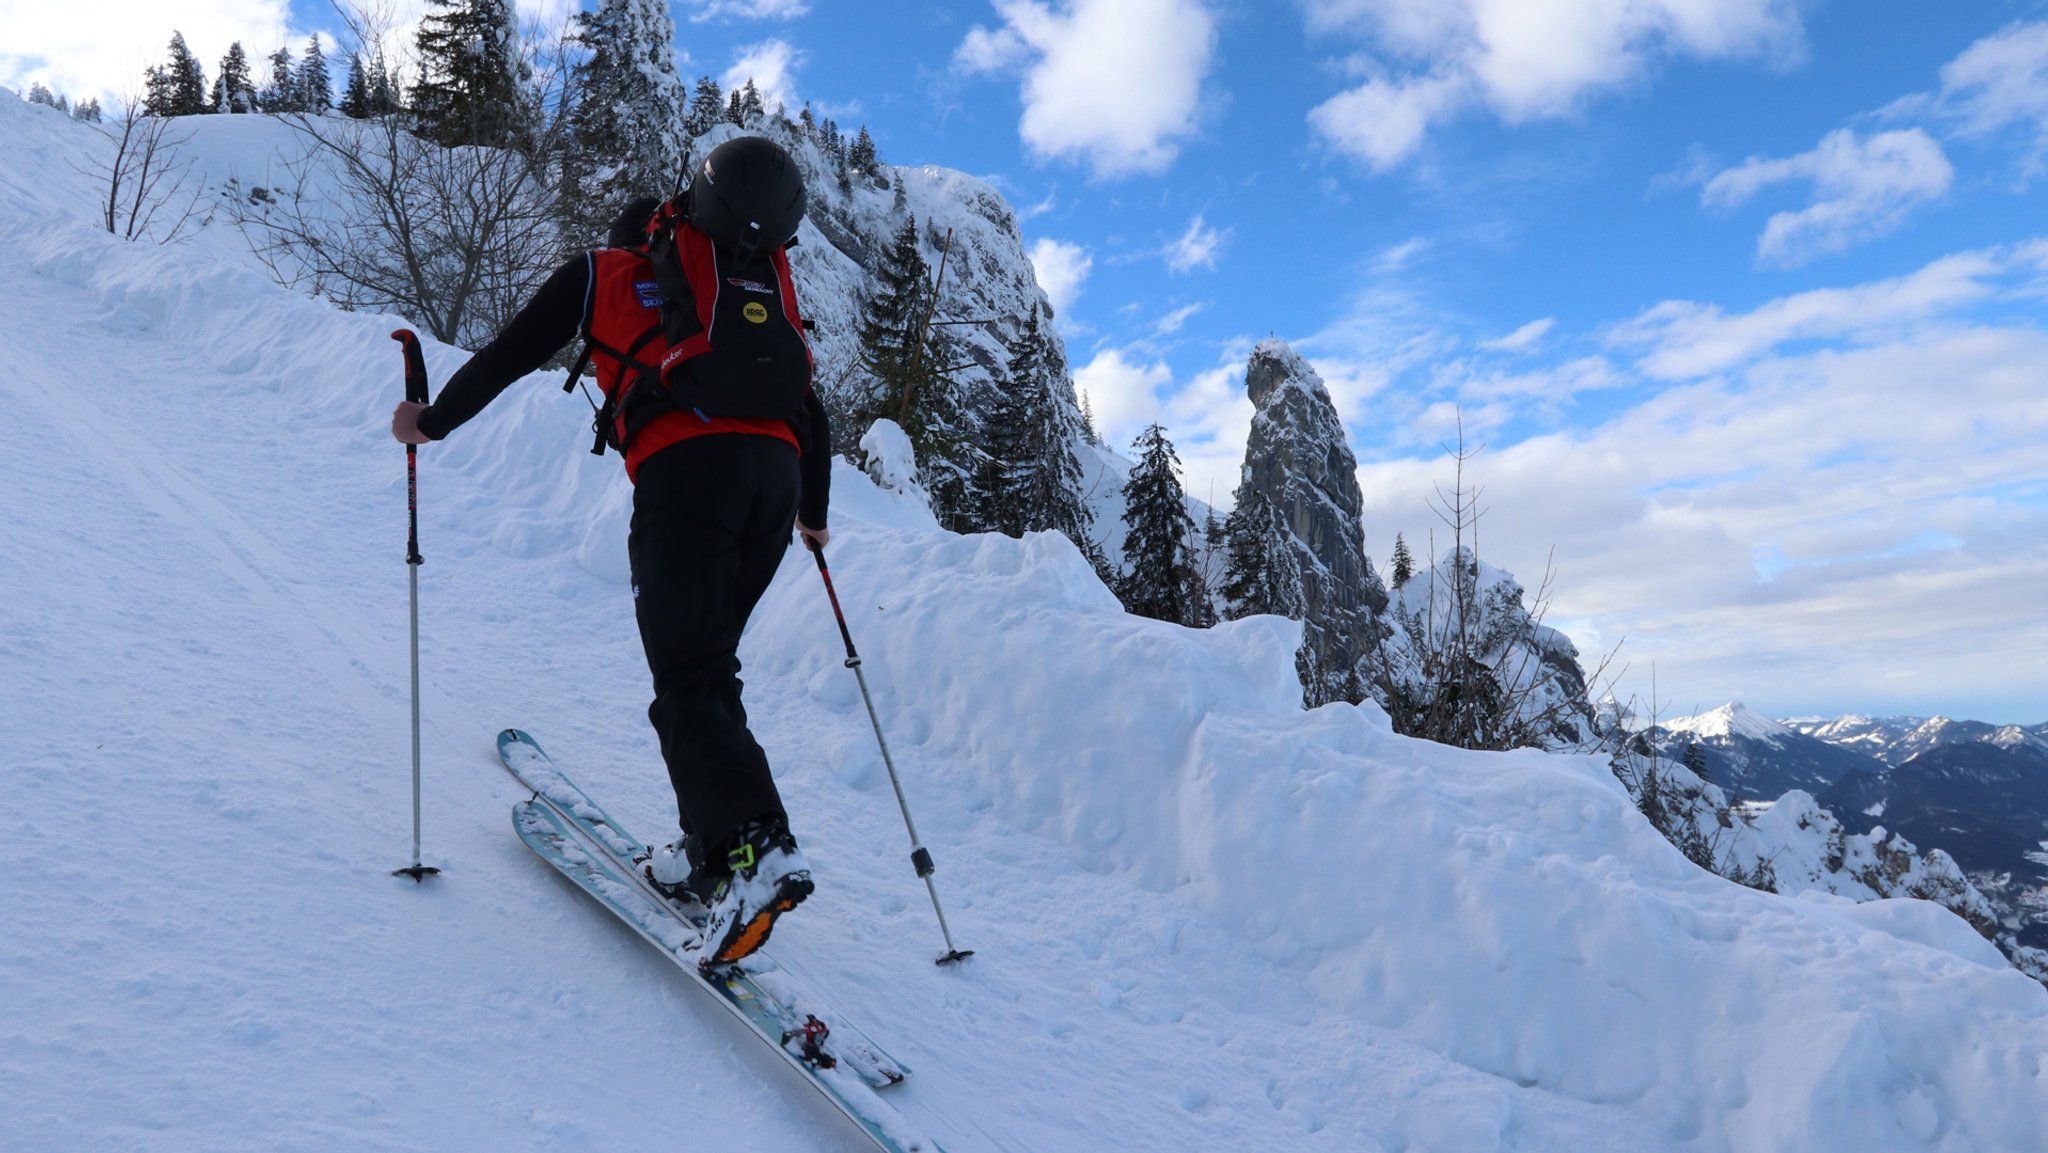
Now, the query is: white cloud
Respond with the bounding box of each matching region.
[1351,246,2048,720]
[1162,361,1258,505]
[1163,213,1227,273]
[1304,354,1399,424]
[1154,303,1204,336]
[722,39,803,118]
[1702,128,1952,266]
[1305,0,1806,169]
[1074,347,1173,446]
[1014,191,1059,222]
[1073,345,1253,504]
[956,23,1031,74]
[1463,357,1630,410]
[1309,69,1469,172]
[1360,322,2048,721]
[685,0,810,23]
[954,0,1218,178]
[1609,246,2021,379]
[1482,317,1555,352]
[0,0,293,105]
[1933,19,2048,140]
[0,0,571,107]
[1027,237,1092,319]
[1372,236,1429,273]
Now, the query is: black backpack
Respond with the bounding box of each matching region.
[567,197,813,457]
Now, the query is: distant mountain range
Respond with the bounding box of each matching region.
[1786,713,2048,765]
[1660,703,1883,800]
[1659,703,2048,949]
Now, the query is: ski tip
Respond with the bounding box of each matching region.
[498,728,536,750]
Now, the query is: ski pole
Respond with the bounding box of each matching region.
[808,542,971,965]
[392,329,440,883]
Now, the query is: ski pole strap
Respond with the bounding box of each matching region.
[560,343,594,394]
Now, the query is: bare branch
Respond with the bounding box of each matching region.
[227,8,579,347]
[73,90,205,245]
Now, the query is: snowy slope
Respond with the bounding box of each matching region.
[6,92,2048,1153]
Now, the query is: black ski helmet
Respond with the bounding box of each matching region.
[689,136,806,262]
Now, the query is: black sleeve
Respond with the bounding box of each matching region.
[797,388,831,531]
[415,256,591,441]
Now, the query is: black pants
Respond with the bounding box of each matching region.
[629,434,799,858]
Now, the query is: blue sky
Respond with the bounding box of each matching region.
[5,0,2045,723]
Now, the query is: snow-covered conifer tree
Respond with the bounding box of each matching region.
[1390,533,1414,589]
[853,215,931,420]
[411,0,528,147]
[144,33,207,117]
[851,216,976,525]
[169,34,208,115]
[1118,424,1213,627]
[984,307,1096,550]
[684,76,722,137]
[367,51,400,116]
[1221,486,1305,621]
[847,125,879,184]
[1684,740,1713,786]
[298,38,332,114]
[262,46,295,113]
[340,56,372,119]
[211,43,254,113]
[977,371,1031,537]
[560,0,686,244]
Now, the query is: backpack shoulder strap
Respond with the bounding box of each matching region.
[567,248,669,457]
[645,219,702,352]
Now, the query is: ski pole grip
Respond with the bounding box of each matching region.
[391,329,430,405]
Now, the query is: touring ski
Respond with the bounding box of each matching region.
[497,728,940,1153]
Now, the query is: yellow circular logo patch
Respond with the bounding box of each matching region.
[743,302,769,324]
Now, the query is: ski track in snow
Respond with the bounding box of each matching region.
[4,97,2046,1153]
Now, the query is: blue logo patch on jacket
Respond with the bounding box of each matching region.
[634,280,662,308]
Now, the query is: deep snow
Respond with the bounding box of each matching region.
[4,94,2046,1153]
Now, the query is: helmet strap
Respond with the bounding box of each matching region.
[734,222,765,265]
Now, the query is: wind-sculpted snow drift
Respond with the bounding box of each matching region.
[3,91,2044,1153]
[747,459,2048,1150]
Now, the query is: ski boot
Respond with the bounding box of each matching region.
[700,819,813,968]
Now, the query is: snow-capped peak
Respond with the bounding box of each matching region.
[1245,337,1329,406]
[1667,702,1796,746]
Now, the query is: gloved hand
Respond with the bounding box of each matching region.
[391,400,432,445]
